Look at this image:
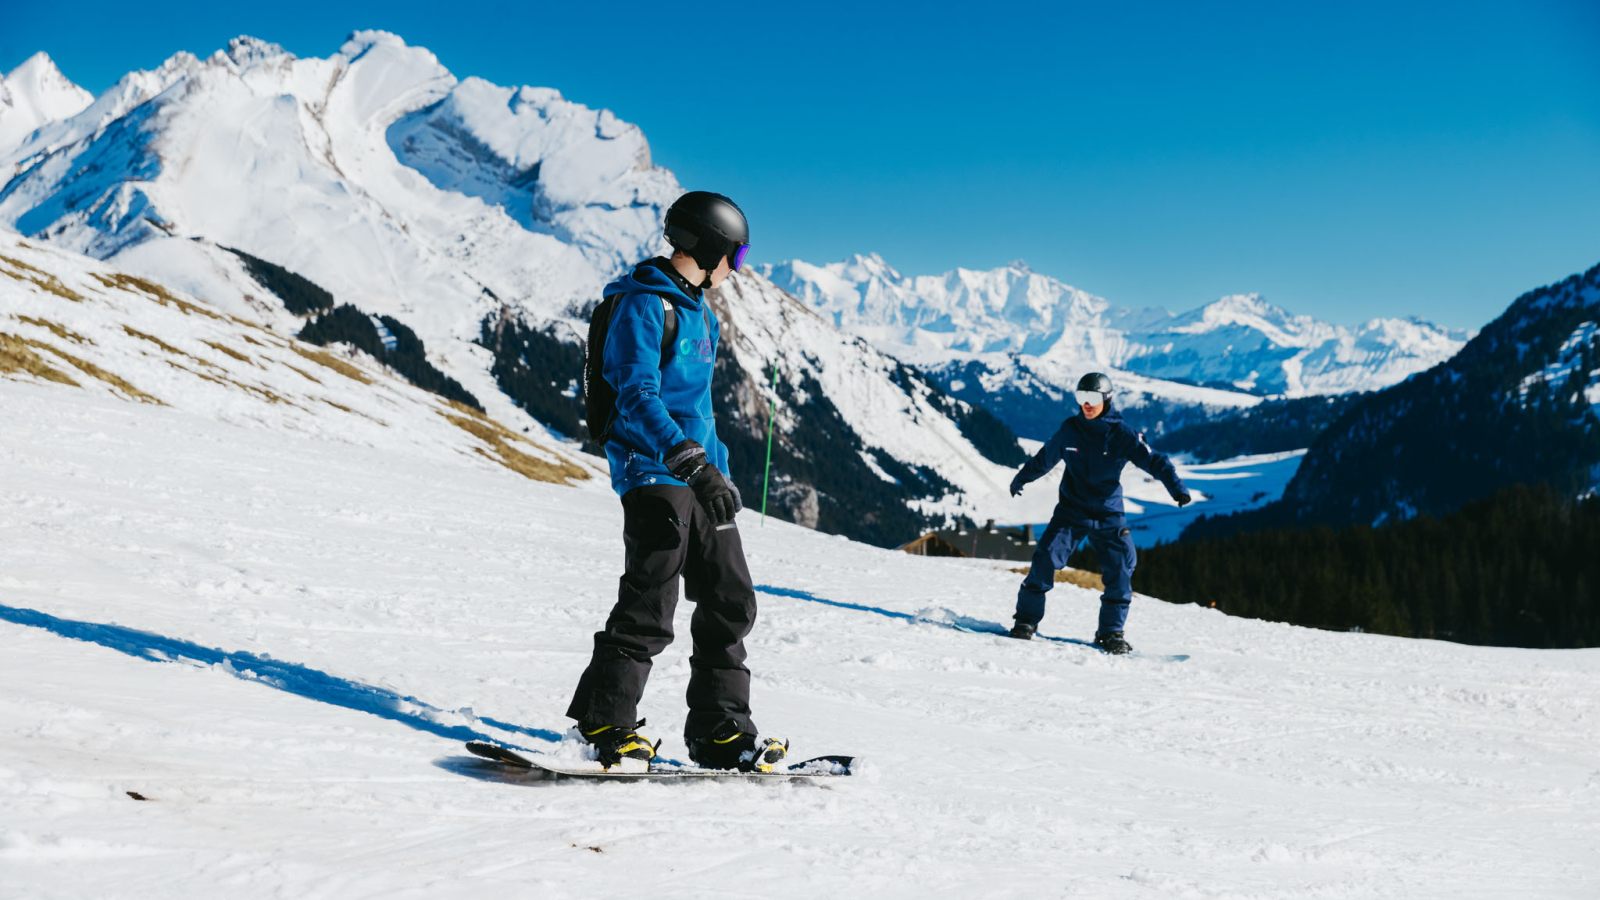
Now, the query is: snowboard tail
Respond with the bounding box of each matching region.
[463,741,853,780]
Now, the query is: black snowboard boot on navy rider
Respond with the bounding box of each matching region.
[1093,631,1133,655]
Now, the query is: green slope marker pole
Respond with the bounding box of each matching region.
[761,363,779,525]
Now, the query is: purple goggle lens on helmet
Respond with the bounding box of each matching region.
[1074,390,1105,406]
[731,243,750,271]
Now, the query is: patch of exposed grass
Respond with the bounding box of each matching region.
[227,378,292,406]
[16,316,91,345]
[290,344,371,384]
[443,411,589,485]
[123,326,212,366]
[163,359,299,408]
[167,360,231,389]
[284,363,323,384]
[0,255,86,302]
[1009,566,1105,591]
[239,334,268,347]
[201,340,252,364]
[0,333,81,386]
[91,272,223,320]
[18,335,161,404]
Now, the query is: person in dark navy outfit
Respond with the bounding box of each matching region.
[1007,372,1192,654]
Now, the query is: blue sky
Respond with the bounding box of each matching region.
[3,0,1597,329]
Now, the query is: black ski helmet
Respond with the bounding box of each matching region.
[664,191,749,282]
[1077,372,1113,395]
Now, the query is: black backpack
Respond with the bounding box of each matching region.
[583,291,677,444]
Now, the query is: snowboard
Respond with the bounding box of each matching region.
[939,618,1190,662]
[464,741,854,781]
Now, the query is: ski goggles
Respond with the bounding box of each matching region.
[1074,390,1106,406]
[731,242,750,272]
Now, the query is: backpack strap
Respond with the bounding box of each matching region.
[659,295,678,363]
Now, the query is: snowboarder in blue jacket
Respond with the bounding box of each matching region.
[1007,372,1191,654]
[565,191,786,772]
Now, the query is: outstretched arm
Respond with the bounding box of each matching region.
[1120,428,1191,505]
[1010,422,1069,495]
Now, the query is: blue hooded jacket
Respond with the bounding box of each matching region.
[1011,399,1188,520]
[599,260,730,497]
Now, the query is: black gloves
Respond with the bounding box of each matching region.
[1175,492,1192,508]
[665,439,740,525]
[1009,477,1024,498]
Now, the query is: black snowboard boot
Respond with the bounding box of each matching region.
[1093,631,1133,655]
[1009,621,1036,640]
[579,719,658,770]
[687,722,788,772]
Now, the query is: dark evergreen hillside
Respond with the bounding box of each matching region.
[1186,261,1600,539]
[713,351,954,548]
[476,311,585,443]
[1159,393,1366,462]
[298,304,481,410]
[223,246,334,316]
[1135,484,1600,649]
[886,362,1027,467]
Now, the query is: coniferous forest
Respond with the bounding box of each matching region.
[1129,483,1600,649]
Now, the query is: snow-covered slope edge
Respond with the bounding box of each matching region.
[0,229,597,485]
[2,358,1596,898]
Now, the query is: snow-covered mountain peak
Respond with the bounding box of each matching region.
[0,52,94,153]
[1169,293,1328,346]
[213,35,295,71]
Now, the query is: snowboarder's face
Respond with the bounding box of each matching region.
[1081,398,1105,419]
[706,253,734,289]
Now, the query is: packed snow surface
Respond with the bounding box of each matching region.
[4,380,1598,898]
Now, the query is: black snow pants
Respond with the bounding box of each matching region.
[565,485,758,741]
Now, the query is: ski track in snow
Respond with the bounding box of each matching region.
[2,381,1598,899]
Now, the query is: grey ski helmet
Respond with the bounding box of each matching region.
[664,191,749,282]
[1076,372,1113,395]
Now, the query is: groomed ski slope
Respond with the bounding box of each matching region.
[2,381,1597,900]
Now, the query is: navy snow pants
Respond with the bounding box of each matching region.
[1015,505,1137,633]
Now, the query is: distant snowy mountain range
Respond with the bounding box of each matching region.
[762,254,1473,438]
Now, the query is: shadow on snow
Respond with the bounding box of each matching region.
[0,602,562,748]
[753,584,1097,648]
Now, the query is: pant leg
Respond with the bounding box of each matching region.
[681,505,759,740]
[1086,521,1137,633]
[1014,516,1083,626]
[565,486,695,727]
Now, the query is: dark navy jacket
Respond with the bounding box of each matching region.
[1012,400,1188,520]
[600,260,730,497]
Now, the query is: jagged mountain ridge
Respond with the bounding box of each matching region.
[0,53,94,159]
[763,253,1472,399]
[0,34,1018,545]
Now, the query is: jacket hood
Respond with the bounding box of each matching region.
[604,258,704,311]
